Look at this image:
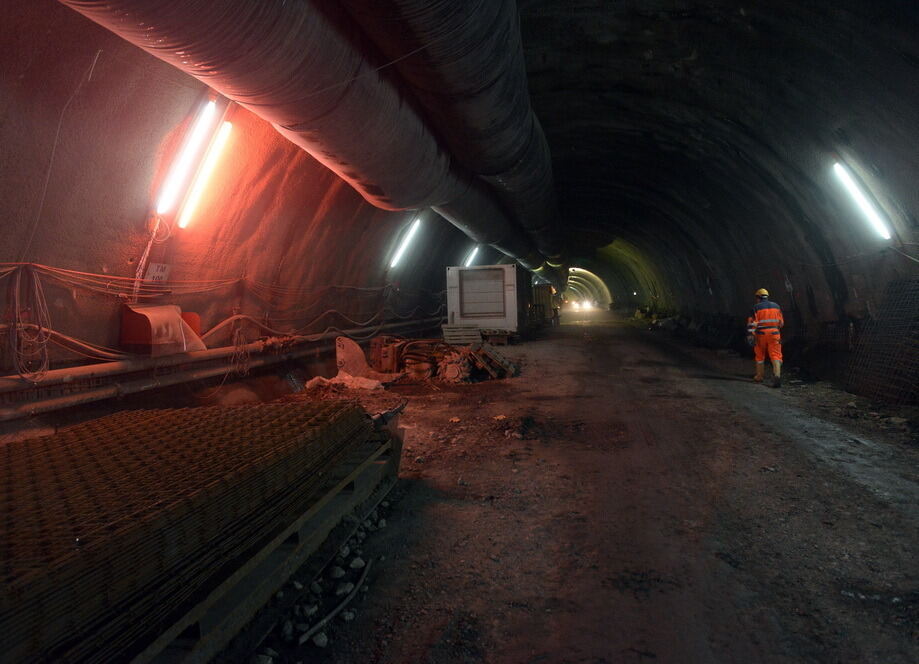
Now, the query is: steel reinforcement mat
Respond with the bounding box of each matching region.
[0,401,372,663]
[846,277,919,405]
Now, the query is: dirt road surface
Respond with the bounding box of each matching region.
[295,311,919,663]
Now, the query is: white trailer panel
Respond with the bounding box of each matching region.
[446,264,528,332]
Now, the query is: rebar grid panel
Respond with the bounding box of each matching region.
[846,278,919,405]
[0,401,373,663]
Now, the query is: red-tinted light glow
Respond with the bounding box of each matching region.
[156,101,217,215]
[178,122,232,229]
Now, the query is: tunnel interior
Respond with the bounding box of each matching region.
[1,1,915,389]
[1,1,918,662]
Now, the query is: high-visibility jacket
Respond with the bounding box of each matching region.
[749,299,784,335]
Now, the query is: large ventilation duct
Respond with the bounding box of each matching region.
[338,0,567,267]
[57,0,552,276]
[432,177,543,267]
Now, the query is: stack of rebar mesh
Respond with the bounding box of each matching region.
[847,277,919,404]
[0,402,373,663]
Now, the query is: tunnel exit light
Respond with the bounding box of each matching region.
[177,121,233,229]
[832,162,892,240]
[389,218,421,268]
[156,101,217,215]
[463,245,479,267]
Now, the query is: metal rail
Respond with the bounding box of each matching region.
[0,317,443,422]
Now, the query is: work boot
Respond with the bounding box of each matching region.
[753,363,764,383]
[771,360,782,388]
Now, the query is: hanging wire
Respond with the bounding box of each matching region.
[0,260,445,379]
[18,51,102,263]
[890,246,919,264]
[792,245,919,268]
[6,267,54,382]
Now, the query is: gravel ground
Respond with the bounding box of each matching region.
[253,311,918,663]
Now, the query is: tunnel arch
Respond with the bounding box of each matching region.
[566,267,612,306]
[521,0,919,339]
[0,0,915,404]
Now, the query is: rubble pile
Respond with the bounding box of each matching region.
[248,502,394,663]
[320,336,520,389]
[437,342,520,383]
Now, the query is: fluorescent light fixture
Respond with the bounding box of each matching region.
[156,101,217,215]
[178,121,232,229]
[832,162,891,240]
[463,245,479,267]
[389,218,421,268]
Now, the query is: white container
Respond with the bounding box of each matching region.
[446,264,529,333]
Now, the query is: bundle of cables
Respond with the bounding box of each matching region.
[0,262,445,381]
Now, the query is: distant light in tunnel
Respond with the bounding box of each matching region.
[832,162,892,240]
[581,301,592,310]
[156,101,217,215]
[571,301,580,310]
[633,291,637,296]
[463,245,479,267]
[178,121,232,229]
[389,218,421,268]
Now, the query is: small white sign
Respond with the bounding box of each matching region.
[144,262,171,283]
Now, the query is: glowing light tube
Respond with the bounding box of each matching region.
[389,218,421,268]
[177,121,232,229]
[833,162,891,240]
[156,101,217,215]
[463,245,479,267]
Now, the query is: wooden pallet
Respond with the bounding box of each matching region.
[480,329,511,346]
[477,342,519,377]
[137,428,402,664]
[468,342,519,378]
[442,325,482,345]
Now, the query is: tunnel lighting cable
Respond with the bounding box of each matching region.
[389,219,421,268]
[156,101,218,215]
[177,121,233,229]
[832,163,892,240]
[463,246,479,267]
[18,50,102,262]
[891,246,919,264]
[0,263,449,302]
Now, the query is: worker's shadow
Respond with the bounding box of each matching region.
[688,373,751,383]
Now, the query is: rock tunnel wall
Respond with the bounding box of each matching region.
[1,1,917,392]
[520,0,919,360]
[0,3,467,368]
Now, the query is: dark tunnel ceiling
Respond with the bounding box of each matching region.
[517,0,919,309]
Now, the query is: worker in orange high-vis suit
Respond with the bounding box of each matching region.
[748,288,784,387]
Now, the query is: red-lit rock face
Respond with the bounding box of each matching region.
[2,0,918,359]
[0,2,472,355]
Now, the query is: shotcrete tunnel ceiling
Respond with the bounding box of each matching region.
[39,0,919,319]
[517,0,919,316]
[57,0,568,286]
